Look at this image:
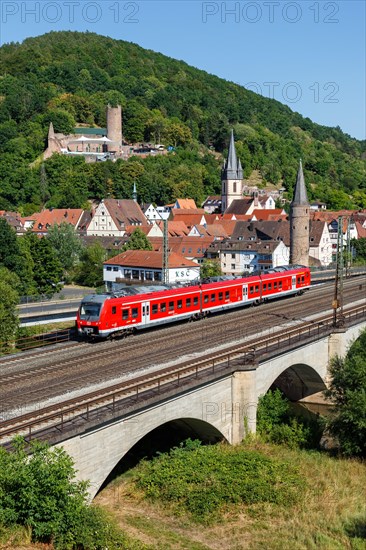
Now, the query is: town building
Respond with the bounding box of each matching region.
[103,249,200,289]
[216,239,289,275]
[86,199,147,237]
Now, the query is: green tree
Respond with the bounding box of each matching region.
[75,241,105,287]
[24,233,63,295]
[122,227,153,251]
[0,268,19,350]
[0,219,35,295]
[47,222,84,276]
[351,238,366,261]
[325,329,366,457]
[200,259,222,279]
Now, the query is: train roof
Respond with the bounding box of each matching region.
[80,266,309,305]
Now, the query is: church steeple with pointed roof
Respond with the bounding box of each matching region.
[221,130,243,212]
[290,160,310,266]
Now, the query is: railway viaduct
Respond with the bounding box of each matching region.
[56,319,366,499]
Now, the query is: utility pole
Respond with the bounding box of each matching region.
[332,216,345,327]
[162,218,169,285]
[345,216,352,278]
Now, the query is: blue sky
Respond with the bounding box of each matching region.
[1,1,365,139]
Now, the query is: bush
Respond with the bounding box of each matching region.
[134,439,305,523]
[0,437,147,549]
[257,389,323,449]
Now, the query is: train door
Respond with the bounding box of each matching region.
[292,275,296,291]
[142,301,150,325]
[242,284,248,303]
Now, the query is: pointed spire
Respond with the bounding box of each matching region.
[132,181,137,202]
[48,122,55,139]
[237,157,243,180]
[222,129,243,180]
[292,159,309,205]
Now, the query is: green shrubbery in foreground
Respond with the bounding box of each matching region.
[133,439,305,523]
[0,437,148,549]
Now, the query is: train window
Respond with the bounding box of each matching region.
[211,293,216,302]
[152,304,158,315]
[169,301,174,311]
[297,277,301,284]
[112,306,117,314]
[255,285,259,292]
[186,298,191,307]
[263,284,267,291]
[279,281,282,288]
[132,308,138,319]
[204,295,209,304]
[274,282,277,289]
[161,302,166,312]
[267,283,271,290]
[225,291,230,300]
[219,292,223,300]
[122,309,129,320]
[301,276,305,283]
[177,299,183,309]
[194,296,198,306]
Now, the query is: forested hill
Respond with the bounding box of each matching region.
[0,31,365,213]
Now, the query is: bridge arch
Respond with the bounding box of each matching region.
[264,363,327,401]
[59,377,235,499]
[100,417,226,491]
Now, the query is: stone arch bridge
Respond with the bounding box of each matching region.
[55,319,366,499]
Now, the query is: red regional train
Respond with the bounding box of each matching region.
[76,265,311,339]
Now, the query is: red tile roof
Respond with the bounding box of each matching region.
[175,198,197,209]
[104,249,198,268]
[31,209,84,231]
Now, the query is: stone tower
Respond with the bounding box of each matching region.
[221,129,243,212]
[107,104,122,153]
[290,160,310,266]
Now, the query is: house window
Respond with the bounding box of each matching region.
[233,181,237,193]
[106,266,112,271]
[132,308,138,318]
[132,269,139,279]
[113,267,118,272]
[188,248,192,254]
[124,269,132,279]
[231,264,235,269]
[231,253,235,259]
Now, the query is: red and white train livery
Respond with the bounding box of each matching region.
[76,265,311,339]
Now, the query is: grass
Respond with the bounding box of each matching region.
[95,441,366,550]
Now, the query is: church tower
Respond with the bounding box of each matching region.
[290,160,310,266]
[221,130,243,212]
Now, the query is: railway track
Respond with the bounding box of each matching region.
[1,302,365,445]
[0,277,365,415]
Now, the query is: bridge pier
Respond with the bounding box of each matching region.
[231,368,258,443]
